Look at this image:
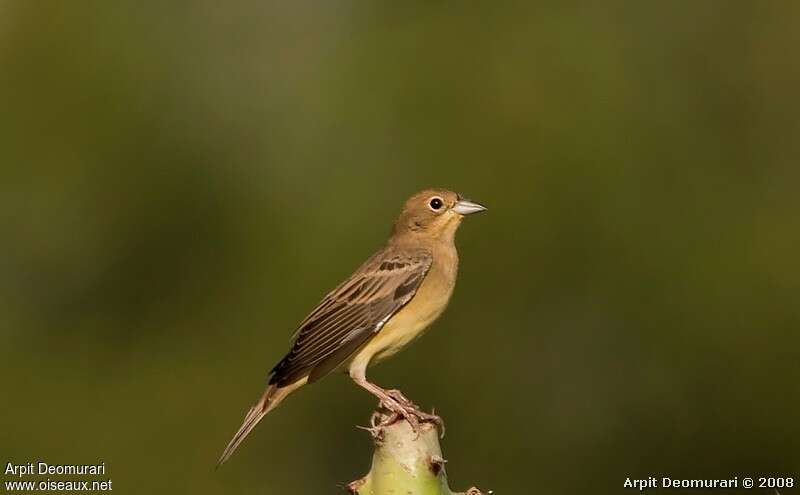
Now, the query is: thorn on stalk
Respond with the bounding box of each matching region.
[429,454,447,476]
[344,478,366,494]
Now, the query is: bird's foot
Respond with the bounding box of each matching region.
[414,407,445,438]
[377,398,420,433]
[376,398,446,438]
[385,389,417,407]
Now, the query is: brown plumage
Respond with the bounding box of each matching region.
[218,189,486,465]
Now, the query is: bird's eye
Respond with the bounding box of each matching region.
[428,197,444,211]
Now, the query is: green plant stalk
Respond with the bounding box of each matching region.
[347,412,482,495]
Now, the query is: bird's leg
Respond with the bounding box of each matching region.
[351,373,445,436]
[351,374,421,431]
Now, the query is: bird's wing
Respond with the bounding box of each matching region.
[269,247,432,387]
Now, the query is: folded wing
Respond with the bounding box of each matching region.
[269,247,432,387]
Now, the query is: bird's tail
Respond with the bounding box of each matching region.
[217,383,293,466]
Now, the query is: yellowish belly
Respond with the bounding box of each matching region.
[368,304,444,364]
[348,267,455,370]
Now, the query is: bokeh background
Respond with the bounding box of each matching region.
[2,2,799,493]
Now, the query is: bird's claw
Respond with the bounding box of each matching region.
[405,406,445,437]
[378,399,419,429]
[417,407,446,438]
[382,389,444,435]
[377,397,445,438]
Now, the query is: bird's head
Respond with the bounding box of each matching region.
[392,188,486,242]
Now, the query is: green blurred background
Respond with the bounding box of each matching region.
[2,2,799,493]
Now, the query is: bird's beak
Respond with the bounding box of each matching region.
[452,199,487,216]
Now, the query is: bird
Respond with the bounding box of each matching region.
[218,188,486,465]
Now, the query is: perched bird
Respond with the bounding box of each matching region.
[218,189,486,465]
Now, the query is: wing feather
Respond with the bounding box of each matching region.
[270,247,432,386]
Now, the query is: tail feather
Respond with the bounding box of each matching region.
[217,385,279,466]
[217,377,306,466]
